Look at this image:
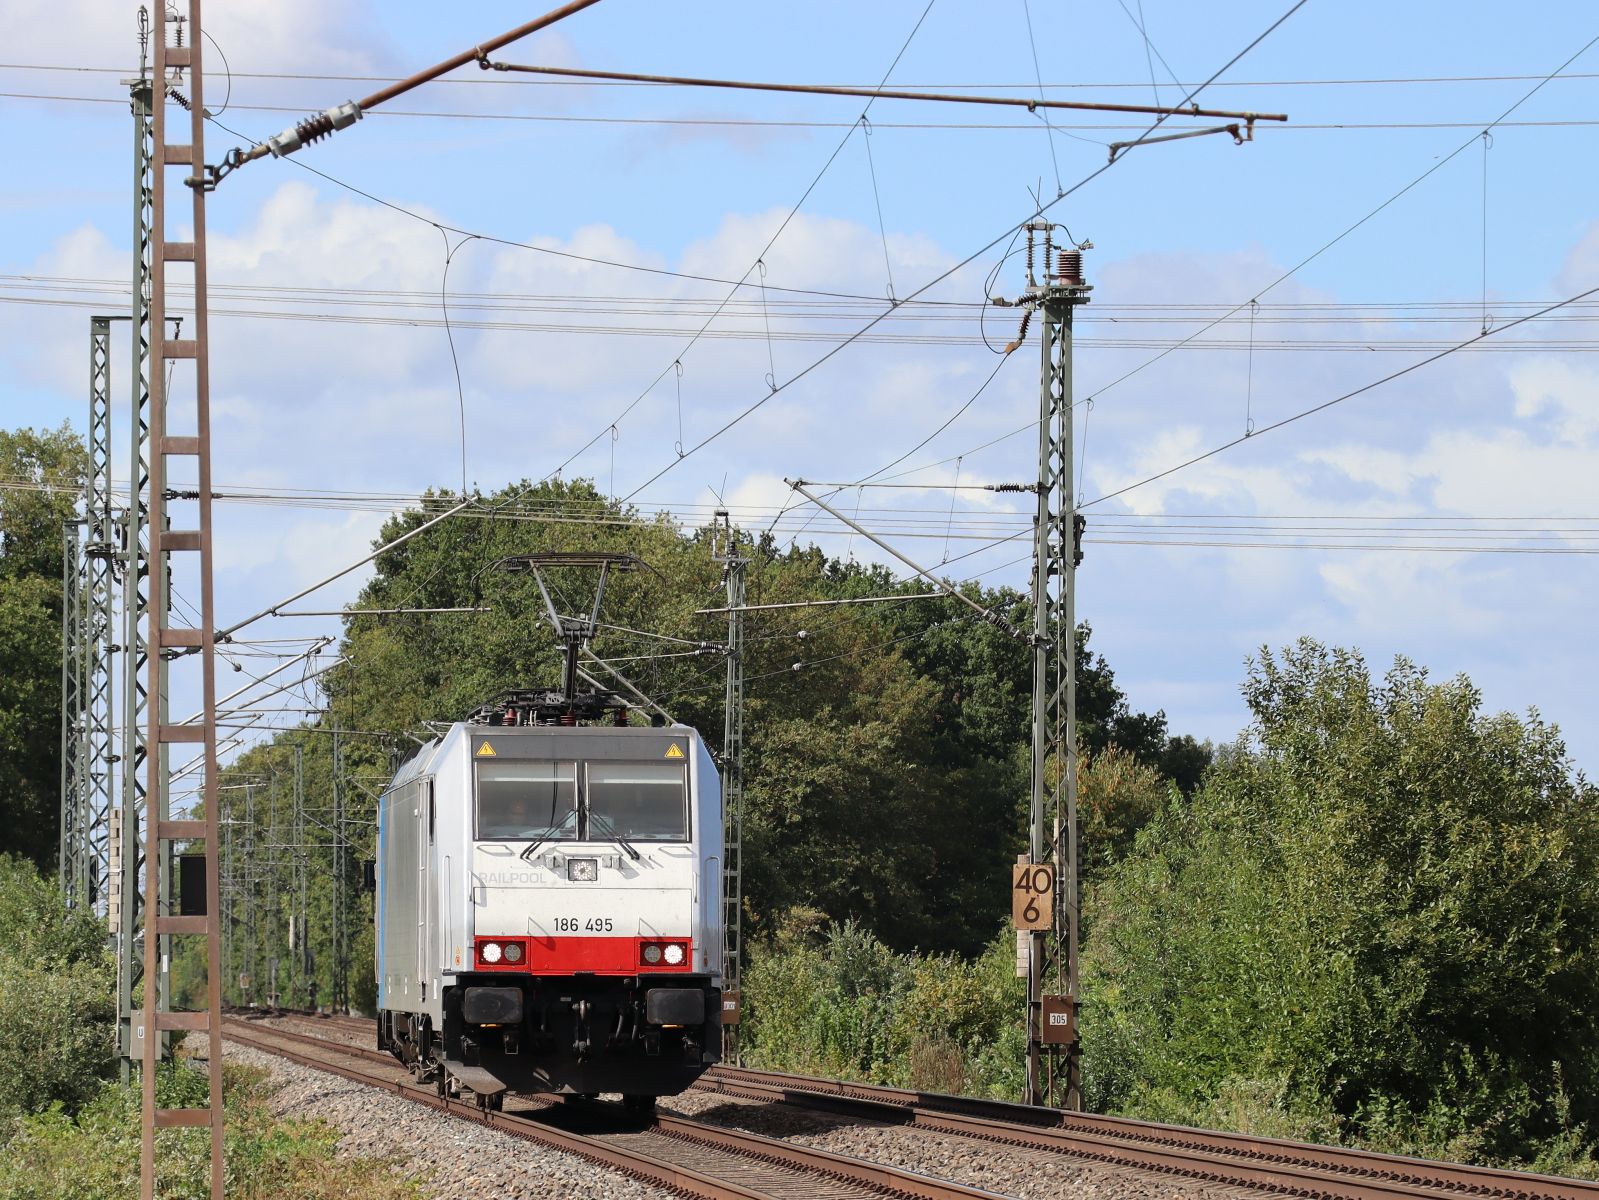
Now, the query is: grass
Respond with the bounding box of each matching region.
[0,1059,425,1200]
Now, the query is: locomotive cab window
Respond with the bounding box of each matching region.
[585,762,688,841]
[477,761,578,840]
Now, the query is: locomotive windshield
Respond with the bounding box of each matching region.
[586,762,688,841]
[477,761,578,839]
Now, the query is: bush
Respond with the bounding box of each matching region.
[743,916,912,1080]
[0,1061,421,1200]
[1078,746,1172,881]
[743,916,1027,1100]
[0,856,115,1118]
[1082,642,1599,1168]
[746,643,1599,1175]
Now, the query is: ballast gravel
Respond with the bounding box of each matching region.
[257,1011,375,1051]
[233,1018,1269,1200]
[225,1042,674,1200]
[663,1088,1264,1200]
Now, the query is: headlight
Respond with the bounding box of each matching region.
[642,943,663,964]
[663,943,685,965]
[480,941,502,964]
[503,942,523,964]
[568,858,599,882]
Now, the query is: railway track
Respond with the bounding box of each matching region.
[229,1012,1599,1200]
[696,1064,1599,1200]
[221,1016,1009,1200]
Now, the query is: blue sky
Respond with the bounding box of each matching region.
[4,1,1597,770]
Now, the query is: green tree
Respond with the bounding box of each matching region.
[223,477,1206,980]
[1084,640,1599,1165]
[1077,745,1170,881]
[0,425,86,870]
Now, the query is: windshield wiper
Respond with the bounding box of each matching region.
[519,809,580,863]
[586,810,641,861]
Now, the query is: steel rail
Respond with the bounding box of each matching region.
[220,1018,1008,1200]
[236,1006,370,1027]
[697,1066,1599,1200]
[223,1020,774,1199]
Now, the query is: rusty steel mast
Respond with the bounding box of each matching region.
[138,1,226,1194]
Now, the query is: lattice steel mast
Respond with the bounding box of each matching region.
[712,510,747,1059]
[333,730,350,1012]
[293,742,310,1008]
[58,521,85,904]
[82,318,120,914]
[1023,222,1090,1110]
[243,780,258,1004]
[115,24,155,1082]
[59,318,122,923]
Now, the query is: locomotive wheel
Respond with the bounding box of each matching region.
[476,1091,504,1112]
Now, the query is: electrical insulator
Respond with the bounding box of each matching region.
[266,101,362,158]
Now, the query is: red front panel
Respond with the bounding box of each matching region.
[473,935,692,976]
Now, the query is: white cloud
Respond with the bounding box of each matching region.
[1317,552,1509,637]
[725,471,799,517]
[1556,220,1599,297]
[1297,445,1424,497]
[4,183,1015,554]
[9,0,399,76]
[1508,357,1599,442]
[1424,426,1599,516]
[9,169,1599,761]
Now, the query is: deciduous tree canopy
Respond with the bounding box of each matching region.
[1085,640,1599,1163]
[203,478,1185,967]
[0,426,85,870]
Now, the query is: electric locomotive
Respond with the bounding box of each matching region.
[374,685,724,1107]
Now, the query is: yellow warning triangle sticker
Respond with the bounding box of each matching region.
[475,742,497,758]
[664,743,684,760]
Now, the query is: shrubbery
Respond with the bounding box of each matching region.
[1081,642,1599,1174]
[1,1061,421,1200]
[0,855,115,1118]
[0,859,421,1197]
[743,914,1026,1099]
[744,644,1599,1179]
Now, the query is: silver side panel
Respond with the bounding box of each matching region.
[377,778,424,1012]
[693,736,724,979]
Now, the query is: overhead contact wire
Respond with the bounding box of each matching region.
[621,0,1312,502]
[1086,284,1599,508]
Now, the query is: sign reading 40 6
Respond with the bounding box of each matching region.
[1011,862,1055,931]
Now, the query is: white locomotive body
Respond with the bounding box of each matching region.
[375,715,724,1104]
